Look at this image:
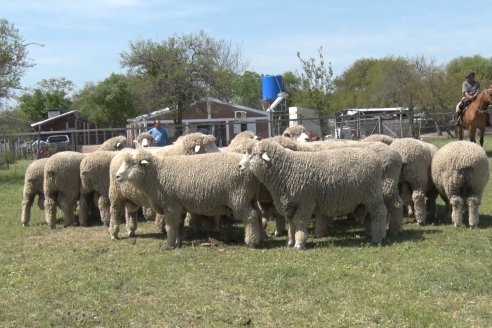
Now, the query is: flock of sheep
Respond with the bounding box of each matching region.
[21,125,490,249]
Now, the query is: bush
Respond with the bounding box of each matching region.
[0,150,16,169]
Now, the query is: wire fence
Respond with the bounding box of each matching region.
[0,110,483,167]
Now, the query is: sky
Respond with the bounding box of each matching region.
[3,0,492,92]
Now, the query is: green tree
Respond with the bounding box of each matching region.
[18,78,74,121]
[73,74,137,127]
[0,108,31,133]
[296,47,334,135]
[0,19,33,102]
[120,31,246,128]
[446,55,492,91]
[282,71,303,108]
[232,71,262,109]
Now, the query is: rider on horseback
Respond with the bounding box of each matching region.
[455,71,480,126]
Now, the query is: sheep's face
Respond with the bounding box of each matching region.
[115,157,135,182]
[239,153,253,171]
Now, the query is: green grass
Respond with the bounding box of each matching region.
[1,138,492,328]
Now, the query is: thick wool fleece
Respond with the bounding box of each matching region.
[431,141,489,227]
[118,150,261,249]
[21,158,49,226]
[245,139,387,249]
[44,151,86,228]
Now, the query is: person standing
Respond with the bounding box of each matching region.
[455,71,480,126]
[147,119,168,146]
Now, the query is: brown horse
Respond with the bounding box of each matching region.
[458,86,492,146]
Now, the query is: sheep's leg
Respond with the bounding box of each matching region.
[37,193,45,210]
[426,190,438,224]
[292,203,316,250]
[367,200,387,244]
[142,206,156,221]
[450,195,464,227]
[98,195,111,227]
[387,194,403,237]
[176,214,185,247]
[60,200,76,227]
[314,214,330,238]
[286,216,295,247]
[44,196,57,229]
[21,193,35,227]
[125,208,138,237]
[78,193,91,226]
[164,214,181,249]
[155,214,166,234]
[467,196,481,228]
[109,202,124,239]
[412,190,426,225]
[238,206,261,248]
[274,214,287,237]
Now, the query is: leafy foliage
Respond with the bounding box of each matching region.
[120,31,246,125]
[18,78,74,121]
[73,74,137,127]
[0,19,32,101]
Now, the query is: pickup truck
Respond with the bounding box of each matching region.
[46,134,70,153]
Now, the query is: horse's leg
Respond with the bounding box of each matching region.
[479,127,484,146]
[469,126,477,143]
[458,126,464,141]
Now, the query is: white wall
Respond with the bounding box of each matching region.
[288,107,322,138]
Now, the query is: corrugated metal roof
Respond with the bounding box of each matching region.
[30,110,78,128]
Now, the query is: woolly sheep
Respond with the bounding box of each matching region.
[282,125,310,142]
[240,139,387,249]
[79,151,119,226]
[134,132,154,148]
[22,136,128,228]
[44,151,86,228]
[108,133,220,239]
[431,141,489,228]
[98,135,128,151]
[224,131,259,153]
[266,137,403,238]
[115,150,262,249]
[389,138,437,225]
[21,158,49,226]
[361,134,394,145]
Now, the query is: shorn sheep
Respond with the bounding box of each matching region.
[115,150,262,249]
[240,139,387,249]
[431,141,489,228]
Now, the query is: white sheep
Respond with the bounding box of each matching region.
[134,132,154,148]
[224,131,259,153]
[20,158,49,226]
[361,134,394,145]
[240,139,387,249]
[263,137,403,238]
[21,136,126,227]
[44,151,86,228]
[98,135,128,151]
[431,141,489,228]
[282,125,310,142]
[389,138,437,225]
[115,150,262,249]
[108,133,220,239]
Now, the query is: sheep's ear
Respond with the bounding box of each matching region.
[261,152,271,162]
[194,145,201,153]
[140,159,150,165]
[116,142,121,148]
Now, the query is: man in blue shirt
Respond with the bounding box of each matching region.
[147,119,168,146]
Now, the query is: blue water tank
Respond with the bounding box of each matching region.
[261,75,284,101]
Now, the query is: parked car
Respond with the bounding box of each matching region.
[46,134,70,153]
